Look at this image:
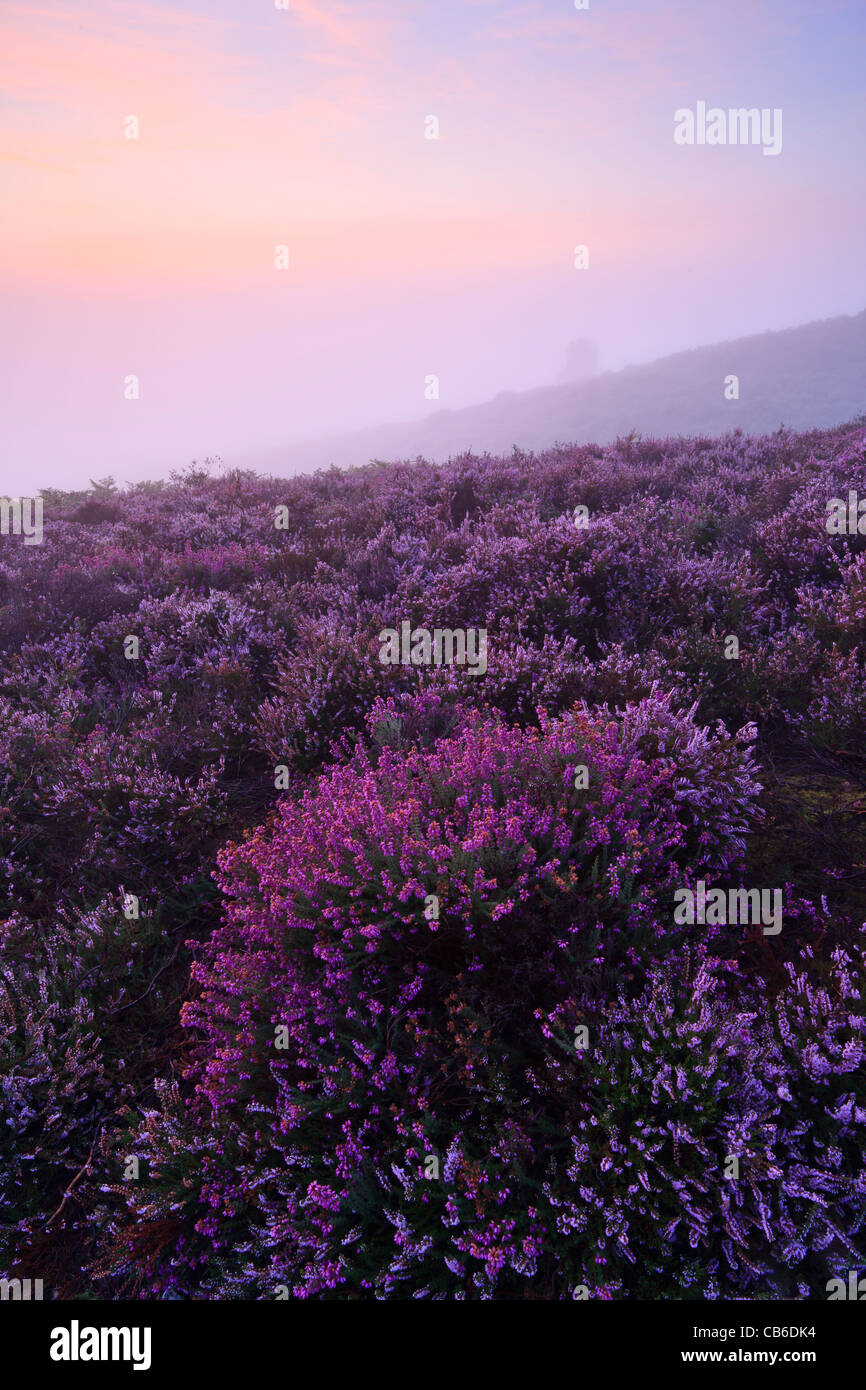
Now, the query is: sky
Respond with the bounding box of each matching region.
[1,0,865,493]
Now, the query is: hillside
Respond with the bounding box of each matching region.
[3,418,866,1299]
[248,308,866,474]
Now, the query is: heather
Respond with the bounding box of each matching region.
[1,421,865,1299]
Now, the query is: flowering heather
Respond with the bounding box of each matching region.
[0,422,864,1298]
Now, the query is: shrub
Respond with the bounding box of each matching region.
[102,696,765,1297]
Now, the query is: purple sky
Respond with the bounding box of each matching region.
[2,0,865,493]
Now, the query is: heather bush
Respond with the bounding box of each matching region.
[103,817,864,1301]
[0,912,105,1273]
[0,895,179,1283]
[255,608,396,768]
[97,697,767,1296]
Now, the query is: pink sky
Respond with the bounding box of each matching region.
[1,0,865,491]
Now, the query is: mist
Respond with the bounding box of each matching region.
[4,228,865,497]
[2,0,865,495]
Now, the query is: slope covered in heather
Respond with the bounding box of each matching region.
[243,309,866,476]
[1,419,865,1299]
